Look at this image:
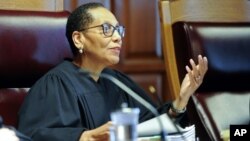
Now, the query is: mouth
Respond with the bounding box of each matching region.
[109,47,121,54]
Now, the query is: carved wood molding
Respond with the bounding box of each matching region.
[0,0,64,11]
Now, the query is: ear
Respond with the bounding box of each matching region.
[72,31,85,50]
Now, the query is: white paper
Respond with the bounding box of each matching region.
[138,114,195,140]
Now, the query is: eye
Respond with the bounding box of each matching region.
[102,23,113,34]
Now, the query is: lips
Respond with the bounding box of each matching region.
[109,47,121,54]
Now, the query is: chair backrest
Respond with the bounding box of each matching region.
[0,10,73,128]
[173,21,250,141]
[158,0,250,140]
[158,0,250,99]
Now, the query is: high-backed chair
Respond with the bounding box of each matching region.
[173,21,250,141]
[0,10,73,128]
[158,0,250,141]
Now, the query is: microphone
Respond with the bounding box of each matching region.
[82,69,188,141]
[81,70,166,141]
[101,73,167,141]
[0,116,3,128]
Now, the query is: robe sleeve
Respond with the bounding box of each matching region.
[18,73,85,141]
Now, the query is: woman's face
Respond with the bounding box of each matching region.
[82,7,123,68]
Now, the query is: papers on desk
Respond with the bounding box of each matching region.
[138,114,196,141]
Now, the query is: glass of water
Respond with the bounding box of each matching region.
[110,104,140,141]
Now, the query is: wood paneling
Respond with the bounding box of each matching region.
[113,0,163,62]
[169,0,250,23]
[0,0,64,11]
[111,0,168,102]
[129,74,164,106]
[76,0,110,10]
[64,0,110,12]
[0,0,169,103]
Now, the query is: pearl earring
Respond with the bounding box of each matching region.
[79,48,83,54]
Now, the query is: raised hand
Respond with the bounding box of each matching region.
[172,55,208,111]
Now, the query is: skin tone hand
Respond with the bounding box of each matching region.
[171,55,208,113]
[79,121,112,141]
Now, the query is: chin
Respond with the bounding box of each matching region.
[109,57,120,65]
[112,59,120,65]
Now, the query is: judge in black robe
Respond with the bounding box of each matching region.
[18,60,181,141]
[18,2,208,141]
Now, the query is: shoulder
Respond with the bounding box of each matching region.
[30,60,78,91]
[40,60,78,81]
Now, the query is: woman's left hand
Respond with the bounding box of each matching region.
[173,55,208,110]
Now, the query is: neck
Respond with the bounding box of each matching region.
[72,56,104,82]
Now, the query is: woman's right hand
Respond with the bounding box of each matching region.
[79,121,113,141]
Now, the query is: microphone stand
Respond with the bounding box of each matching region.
[82,69,188,141]
[99,73,167,141]
[0,116,2,128]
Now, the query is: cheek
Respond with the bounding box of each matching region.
[90,42,110,59]
[86,38,114,57]
[98,40,112,53]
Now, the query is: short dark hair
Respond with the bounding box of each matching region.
[66,2,104,56]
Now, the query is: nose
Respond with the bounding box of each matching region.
[112,29,122,41]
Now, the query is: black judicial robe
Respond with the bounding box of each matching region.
[18,60,184,141]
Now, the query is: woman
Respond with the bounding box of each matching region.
[18,2,208,141]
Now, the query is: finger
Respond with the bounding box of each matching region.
[198,55,203,70]
[198,55,208,77]
[187,63,203,84]
[203,56,208,72]
[94,122,113,135]
[197,55,205,78]
[190,59,199,78]
[201,57,208,79]
[186,65,196,84]
[91,130,110,140]
[92,132,110,141]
